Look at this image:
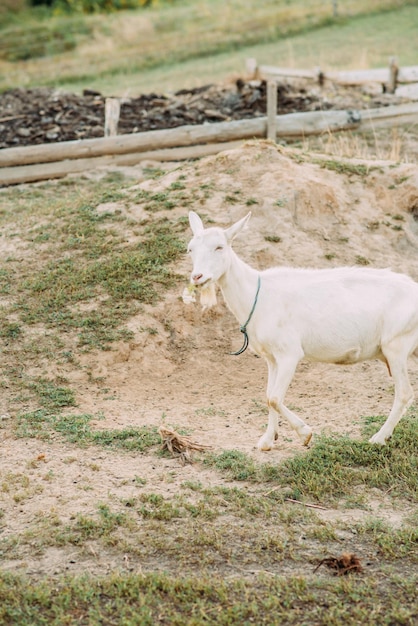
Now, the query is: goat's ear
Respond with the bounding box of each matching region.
[189,211,204,235]
[225,212,251,242]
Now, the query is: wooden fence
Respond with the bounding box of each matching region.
[1,60,418,186]
[248,57,418,94]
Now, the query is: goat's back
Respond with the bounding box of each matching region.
[254,266,418,363]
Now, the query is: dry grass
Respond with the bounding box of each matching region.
[300,124,418,163]
[159,426,212,464]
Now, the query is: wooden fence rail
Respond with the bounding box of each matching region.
[1,102,418,186]
[251,59,418,91]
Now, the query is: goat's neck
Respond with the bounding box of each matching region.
[218,250,259,326]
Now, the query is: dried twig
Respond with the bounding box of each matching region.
[285,497,328,510]
[313,552,363,576]
[159,426,212,465]
[0,115,25,123]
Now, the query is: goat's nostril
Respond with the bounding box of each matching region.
[192,273,203,283]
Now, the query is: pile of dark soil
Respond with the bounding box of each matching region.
[0,78,403,149]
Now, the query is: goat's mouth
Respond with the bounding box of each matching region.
[191,277,212,288]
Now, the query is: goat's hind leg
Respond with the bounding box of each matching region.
[258,354,312,451]
[369,343,414,445]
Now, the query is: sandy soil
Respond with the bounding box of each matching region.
[75,141,418,453]
[1,141,418,577]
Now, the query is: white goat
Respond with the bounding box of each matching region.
[187,210,418,450]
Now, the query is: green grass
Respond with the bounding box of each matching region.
[15,409,160,450]
[314,159,372,177]
[204,412,418,503]
[0,175,187,350]
[1,1,418,94]
[0,570,416,625]
[0,13,91,61]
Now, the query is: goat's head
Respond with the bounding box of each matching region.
[187,211,251,287]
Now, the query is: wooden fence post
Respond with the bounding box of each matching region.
[267,80,278,141]
[387,57,399,94]
[246,58,259,79]
[104,98,121,137]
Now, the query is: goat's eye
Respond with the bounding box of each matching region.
[215,245,224,251]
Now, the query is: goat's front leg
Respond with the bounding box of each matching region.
[257,360,280,451]
[257,352,312,451]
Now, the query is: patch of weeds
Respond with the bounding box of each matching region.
[245,197,259,206]
[90,425,161,452]
[202,486,277,518]
[277,415,418,502]
[14,409,54,441]
[355,255,370,265]
[138,493,183,521]
[142,166,166,179]
[0,268,15,295]
[1,472,43,504]
[16,218,184,348]
[205,413,418,503]
[55,504,131,546]
[136,186,191,212]
[0,322,21,340]
[195,406,227,417]
[181,480,203,491]
[316,159,370,176]
[264,235,281,243]
[140,326,158,335]
[355,517,418,560]
[205,449,258,481]
[389,176,410,188]
[168,181,186,191]
[147,192,176,211]
[15,410,160,451]
[224,194,240,203]
[29,380,76,411]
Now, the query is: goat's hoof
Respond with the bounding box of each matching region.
[369,432,388,445]
[257,438,273,451]
[299,426,312,447]
[303,432,312,447]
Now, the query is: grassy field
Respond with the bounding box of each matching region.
[1,0,418,94]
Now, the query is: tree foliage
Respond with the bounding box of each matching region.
[30,0,156,13]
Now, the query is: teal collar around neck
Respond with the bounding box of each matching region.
[230,275,261,356]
